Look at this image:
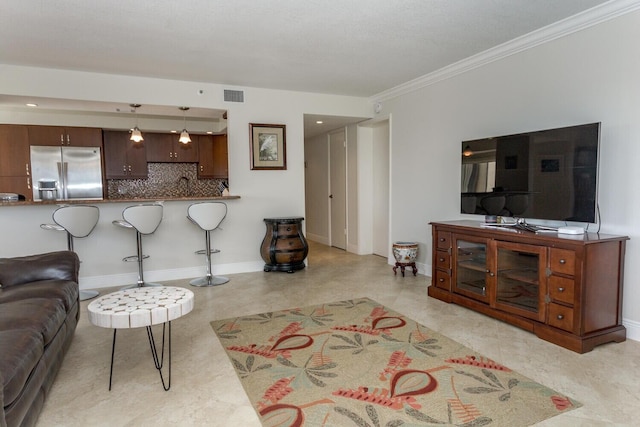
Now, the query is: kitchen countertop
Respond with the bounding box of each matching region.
[0,195,240,207]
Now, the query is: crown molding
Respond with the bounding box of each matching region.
[371,0,640,102]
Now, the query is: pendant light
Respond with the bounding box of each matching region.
[179,106,191,144]
[130,104,144,142]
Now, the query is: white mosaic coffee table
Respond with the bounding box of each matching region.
[88,286,194,391]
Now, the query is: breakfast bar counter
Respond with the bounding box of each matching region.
[0,194,240,207]
[0,195,260,294]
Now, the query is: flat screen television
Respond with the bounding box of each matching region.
[460,122,600,223]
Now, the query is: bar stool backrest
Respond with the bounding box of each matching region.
[188,202,227,231]
[505,194,530,216]
[122,204,163,235]
[53,205,100,238]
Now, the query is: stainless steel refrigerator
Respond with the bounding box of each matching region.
[30,146,103,201]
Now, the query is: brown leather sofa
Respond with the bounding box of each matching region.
[0,251,80,427]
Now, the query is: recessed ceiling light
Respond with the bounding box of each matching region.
[26,103,38,107]
[170,130,178,133]
[316,120,323,124]
[206,131,213,134]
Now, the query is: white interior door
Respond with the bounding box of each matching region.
[330,130,347,250]
[372,121,389,257]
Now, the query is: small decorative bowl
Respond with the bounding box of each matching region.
[392,241,418,263]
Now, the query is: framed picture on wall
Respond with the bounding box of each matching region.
[249,123,287,170]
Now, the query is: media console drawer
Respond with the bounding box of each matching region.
[547,303,574,332]
[434,269,451,290]
[428,220,628,353]
[549,248,575,275]
[548,276,575,305]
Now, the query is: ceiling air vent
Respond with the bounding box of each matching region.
[224,90,244,103]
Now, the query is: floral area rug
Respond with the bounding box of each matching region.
[210,297,580,426]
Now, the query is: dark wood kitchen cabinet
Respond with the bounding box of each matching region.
[145,132,198,163]
[0,177,31,200]
[197,134,228,179]
[103,130,148,179]
[429,220,628,353]
[0,125,32,199]
[28,125,102,147]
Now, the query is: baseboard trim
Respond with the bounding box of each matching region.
[78,260,265,290]
[623,318,640,343]
[346,243,359,254]
[307,233,329,246]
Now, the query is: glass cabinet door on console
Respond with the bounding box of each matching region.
[453,236,547,321]
[453,236,491,303]
[493,241,547,322]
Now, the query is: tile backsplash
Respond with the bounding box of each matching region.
[107,163,226,199]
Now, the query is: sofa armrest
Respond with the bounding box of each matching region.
[0,369,6,427]
[0,251,80,288]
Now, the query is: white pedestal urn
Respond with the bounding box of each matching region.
[392,241,418,276]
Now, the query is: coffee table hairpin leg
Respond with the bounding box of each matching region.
[146,323,171,391]
[108,322,172,391]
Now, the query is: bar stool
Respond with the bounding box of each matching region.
[40,204,100,301]
[187,202,229,286]
[112,203,163,289]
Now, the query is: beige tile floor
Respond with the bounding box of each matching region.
[37,242,640,426]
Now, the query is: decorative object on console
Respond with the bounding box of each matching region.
[211,297,581,427]
[249,123,286,170]
[558,226,585,235]
[392,241,418,276]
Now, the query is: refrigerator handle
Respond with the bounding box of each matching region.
[62,162,69,199]
[57,161,68,200]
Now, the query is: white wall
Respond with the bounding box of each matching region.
[381,10,640,338]
[0,65,371,287]
[372,120,390,258]
[356,126,374,255]
[346,124,359,252]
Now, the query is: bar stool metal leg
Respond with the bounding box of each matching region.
[120,230,162,289]
[114,204,164,289]
[67,237,100,300]
[190,229,229,286]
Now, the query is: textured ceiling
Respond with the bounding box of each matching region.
[0,0,610,98]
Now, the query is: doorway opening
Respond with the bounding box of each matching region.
[304,113,388,257]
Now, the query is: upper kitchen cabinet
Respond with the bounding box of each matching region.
[198,134,228,179]
[0,177,31,200]
[145,132,198,163]
[0,125,32,199]
[28,125,102,147]
[103,130,148,179]
[0,125,30,177]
